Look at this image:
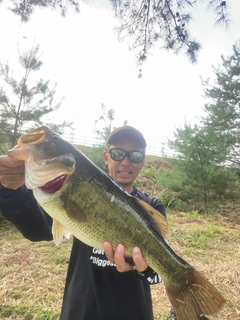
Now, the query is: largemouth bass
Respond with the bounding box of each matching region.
[8,126,225,320]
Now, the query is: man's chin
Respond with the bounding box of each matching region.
[116,177,132,186]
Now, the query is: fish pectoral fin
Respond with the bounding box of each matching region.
[52,219,71,246]
[135,198,169,241]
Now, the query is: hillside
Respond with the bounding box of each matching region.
[0,153,239,319]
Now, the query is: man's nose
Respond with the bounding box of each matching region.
[120,155,131,165]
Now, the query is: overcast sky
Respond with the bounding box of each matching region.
[0,1,240,148]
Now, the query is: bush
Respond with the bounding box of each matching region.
[159,189,189,212]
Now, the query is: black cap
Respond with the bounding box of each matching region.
[106,125,147,148]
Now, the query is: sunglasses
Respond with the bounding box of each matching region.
[108,148,145,164]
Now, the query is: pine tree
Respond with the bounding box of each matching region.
[201,41,240,166]
[0,0,80,22]
[168,123,233,212]
[167,41,240,212]
[0,44,70,148]
[94,104,116,143]
[0,0,231,65]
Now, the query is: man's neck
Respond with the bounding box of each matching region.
[121,184,133,194]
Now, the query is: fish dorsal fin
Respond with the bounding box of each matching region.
[52,219,71,246]
[135,198,169,241]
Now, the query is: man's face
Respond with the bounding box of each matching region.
[103,138,145,192]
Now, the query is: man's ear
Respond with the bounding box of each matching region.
[102,151,109,165]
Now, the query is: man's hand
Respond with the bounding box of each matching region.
[104,242,148,273]
[0,155,25,189]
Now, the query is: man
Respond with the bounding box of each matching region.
[0,125,205,320]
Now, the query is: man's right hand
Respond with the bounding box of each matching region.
[0,155,25,189]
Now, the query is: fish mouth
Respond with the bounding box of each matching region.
[39,174,66,194]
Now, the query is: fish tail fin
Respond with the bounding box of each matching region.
[166,267,226,320]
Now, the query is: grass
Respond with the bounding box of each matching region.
[0,217,70,320]
[0,211,239,320]
[152,211,240,319]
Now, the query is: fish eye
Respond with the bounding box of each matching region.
[63,159,75,167]
[60,155,76,168]
[51,135,61,143]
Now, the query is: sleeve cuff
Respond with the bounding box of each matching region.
[0,184,29,202]
[136,266,154,277]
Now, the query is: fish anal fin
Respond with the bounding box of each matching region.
[165,267,226,320]
[135,198,169,241]
[52,219,71,246]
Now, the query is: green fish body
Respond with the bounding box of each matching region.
[8,126,226,320]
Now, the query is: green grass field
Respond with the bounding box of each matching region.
[0,211,239,319]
